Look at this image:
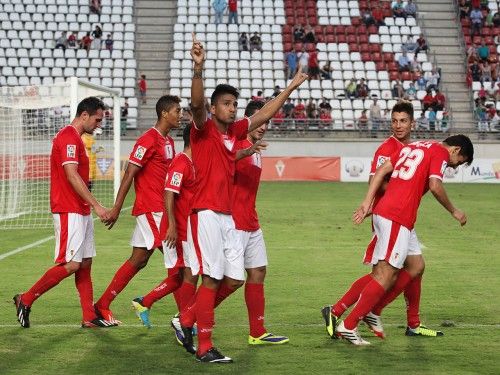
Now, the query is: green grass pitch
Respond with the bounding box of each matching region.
[0,182,499,375]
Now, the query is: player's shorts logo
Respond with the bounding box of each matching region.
[170,172,183,187]
[134,146,147,160]
[67,145,76,158]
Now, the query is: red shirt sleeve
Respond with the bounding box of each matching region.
[129,133,155,167]
[231,117,250,141]
[370,142,393,175]
[59,131,80,166]
[428,145,449,181]
[165,157,187,194]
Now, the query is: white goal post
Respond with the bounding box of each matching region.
[0,77,121,229]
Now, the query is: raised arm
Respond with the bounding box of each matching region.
[429,177,466,226]
[353,159,394,224]
[248,66,308,132]
[235,140,268,161]
[191,32,207,129]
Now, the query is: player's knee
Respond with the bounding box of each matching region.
[64,262,81,274]
[405,256,425,278]
[246,266,266,284]
[224,277,244,290]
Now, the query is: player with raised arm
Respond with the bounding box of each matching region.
[176,33,307,363]
[14,97,116,328]
[322,101,444,339]
[131,124,199,330]
[95,95,182,323]
[330,134,473,345]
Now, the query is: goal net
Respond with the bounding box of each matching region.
[0,77,121,229]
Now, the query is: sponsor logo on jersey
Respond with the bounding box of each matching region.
[376,155,387,169]
[440,161,448,174]
[134,146,147,160]
[222,135,235,151]
[67,145,76,158]
[170,172,183,187]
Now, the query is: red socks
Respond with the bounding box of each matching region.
[372,269,412,316]
[332,274,372,317]
[195,286,216,356]
[343,278,385,330]
[141,272,182,308]
[245,283,266,338]
[96,260,139,310]
[75,266,96,321]
[214,282,237,308]
[21,265,70,306]
[173,282,197,312]
[404,275,422,328]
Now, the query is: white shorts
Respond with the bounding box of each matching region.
[238,228,268,269]
[130,212,166,250]
[53,213,95,264]
[162,240,187,269]
[363,214,421,269]
[186,210,244,281]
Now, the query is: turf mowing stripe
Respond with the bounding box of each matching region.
[0,206,133,261]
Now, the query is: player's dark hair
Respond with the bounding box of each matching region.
[211,84,239,105]
[76,97,105,116]
[183,124,191,149]
[244,100,265,117]
[391,101,414,121]
[156,95,181,119]
[443,134,474,166]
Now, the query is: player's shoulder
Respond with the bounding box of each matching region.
[136,127,160,145]
[55,125,79,144]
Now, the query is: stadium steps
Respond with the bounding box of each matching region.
[416,0,474,129]
[134,0,176,130]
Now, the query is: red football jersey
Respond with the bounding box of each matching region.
[190,118,249,214]
[165,152,196,241]
[232,139,262,231]
[50,125,90,215]
[373,141,449,229]
[128,127,175,216]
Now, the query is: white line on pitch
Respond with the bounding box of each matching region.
[0,206,133,261]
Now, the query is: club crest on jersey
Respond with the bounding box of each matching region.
[134,146,147,160]
[376,155,387,168]
[222,135,235,151]
[67,145,76,158]
[165,144,173,159]
[170,171,183,187]
[440,161,448,174]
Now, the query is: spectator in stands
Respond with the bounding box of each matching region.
[294,98,305,115]
[68,32,77,48]
[90,0,101,15]
[238,32,249,51]
[470,7,483,36]
[405,0,417,17]
[228,0,238,24]
[478,83,487,99]
[306,99,317,118]
[293,104,307,135]
[271,85,281,98]
[470,60,482,81]
[249,32,263,52]
[345,79,357,98]
[357,110,369,131]
[398,52,412,71]
[298,48,310,74]
[490,109,500,131]
[308,49,320,80]
[54,33,68,50]
[491,56,499,81]
[293,25,305,42]
[138,74,147,104]
[319,98,332,113]
[428,107,437,131]
[356,78,369,98]
[382,108,391,128]
[272,107,286,134]
[477,41,490,61]
[416,111,429,136]
[480,0,489,10]
[425,68,440,90]
[320,61,333,80]
[410,59,422,74]
[392,0,406,18]
[467,43,479,63]
[212,0,227,24]
[283,98,295,117]
[481,60,493,82]
[485,9,494,27]
[285,49,297,78]
[104,34,113,51]
[406,82,417,99]
[304,26,316,44]
[416,74,427,90]
[392,80,404,98]
[440,109,450,132]
[362,10,375,27]
[402,35,417,53]
[92,25,103,50]
[493,12,500,27]
[120,99,129,135]
[495,82,500,101]
[319,108,332,133]
[459,0,471,19]
[434,89,446,111]
[79,32,92,52]
[372,4,385,26]
[252,90,265,102]
[415,34,429,55]
[422,90,435,111]
[369,98,382,132]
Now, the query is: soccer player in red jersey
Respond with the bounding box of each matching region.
[177,33,307,363]
[13,97,116,328]
[130,124,199,330]
[96,95,182,323]
[330,134,474,345]
[322,102,444,339]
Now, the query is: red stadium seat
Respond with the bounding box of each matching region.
[336,25,346,35]
[375,61,386,70]
[296,16,306,25]
[314,25,323,36]
[308,16,318,26]
[367,25,378,34]
[286,16,295,25]
[357,25,367,35]
[461,18,471,27]
[387,62,398,72]
[359,0,368,10]
[369,44,381,53]
[489,45,497,53]
[283,34,292,43]
[347,34,357,43]
[382,2,391,10]
[346,26,356,35]
[383,52,394,62]
[349,43,360,52]
[383,9,392,17]
[283,25,293,34]
[351,17,361,27]
[473,36,482,44]
[372,53,382,63]
[361,52,371,61]
[337,34,346,43]
[326,34,336,43]
[325,25,335,35]
[284,43,293,52]
[358,34,368,43]
[306,43,316,52]
[316,33,325,42]
[484,36,494,45]
[401,71,411,81]
[296,8,305,17]
[389,71,400,80]
[360,43,370,52]
[294,42,304,51]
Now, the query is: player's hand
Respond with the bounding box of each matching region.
[352,201,370,224]
[104,206,121,229]
[165,225,177,249]
[191,32,205,66]
[288,65,309,90]
[93,204,109,222]
[249,140,268,155]
[452,208,467,226]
